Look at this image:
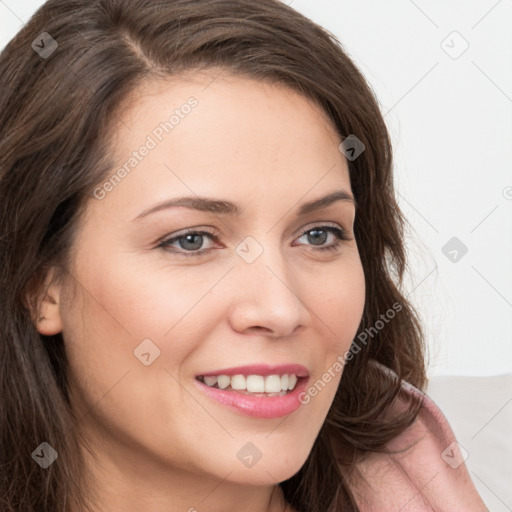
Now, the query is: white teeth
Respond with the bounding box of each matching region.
[204,376,217,387]
[217,375,230,389]
[246,375,265,393]
[200,373,301,393]
[231,374,246,390]
[264,375,282,393]
[280,374,289,391]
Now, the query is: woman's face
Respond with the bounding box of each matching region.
[43,71,365,490]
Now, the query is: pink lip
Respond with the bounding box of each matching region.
[194,375,309,419]
[197,363,309,378]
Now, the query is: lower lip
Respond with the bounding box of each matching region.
[194,377,309,419]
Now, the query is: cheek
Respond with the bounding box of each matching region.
[302,259,365,405]
[60,258,223,462]
[69,251,219,338]
[61,253,232,395]
[318,259,366,351]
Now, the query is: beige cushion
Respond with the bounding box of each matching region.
[427,375,512,512]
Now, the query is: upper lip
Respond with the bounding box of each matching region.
[197,363,309,378]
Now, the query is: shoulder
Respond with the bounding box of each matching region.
[345,378,488,511]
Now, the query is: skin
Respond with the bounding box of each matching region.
[36,70,366,512]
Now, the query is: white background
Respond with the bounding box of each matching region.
[1,0,511,377]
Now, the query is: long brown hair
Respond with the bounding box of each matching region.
[0,1,426,510]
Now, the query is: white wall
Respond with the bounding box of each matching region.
[2,0,511,377]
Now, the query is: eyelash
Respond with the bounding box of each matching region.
[157,224,352,257]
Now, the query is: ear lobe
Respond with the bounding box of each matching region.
[26,268,64,336]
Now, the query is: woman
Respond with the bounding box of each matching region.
[0,0,487,510]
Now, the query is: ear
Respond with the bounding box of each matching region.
[26,267,64,336]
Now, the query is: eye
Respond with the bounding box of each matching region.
[295,225,352,252]
[158,228,219,256]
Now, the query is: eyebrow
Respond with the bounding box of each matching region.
[133,190,356,221]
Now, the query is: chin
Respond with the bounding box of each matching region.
[217,446,311,486]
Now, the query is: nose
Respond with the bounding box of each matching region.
[226,244,310,338]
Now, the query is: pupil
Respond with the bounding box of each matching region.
[308,228,327,245]
[180,234,203,250]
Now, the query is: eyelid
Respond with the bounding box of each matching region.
[295,221,351,238]
[157,227,219,252]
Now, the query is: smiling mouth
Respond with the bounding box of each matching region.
[196,373,302,397]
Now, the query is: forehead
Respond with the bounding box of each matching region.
[93,70,351,220]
